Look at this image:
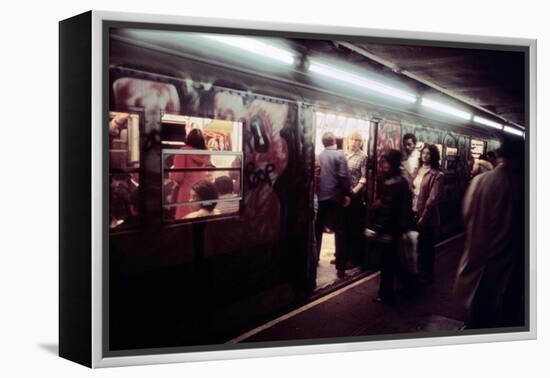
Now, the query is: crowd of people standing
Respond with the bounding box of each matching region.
[314,131,444,294]
[370,134,444,303]
[314,129,525,330]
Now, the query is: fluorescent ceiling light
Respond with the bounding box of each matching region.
[308,61,417,103]
[202,34,295,65]
[421,98,472,120]
[503,126,524,136]
[473,115,503,130]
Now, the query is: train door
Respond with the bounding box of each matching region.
[108,110,143,231]
[313,110,370,290]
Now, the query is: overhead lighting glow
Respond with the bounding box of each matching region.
[308,61,417,103]
[473,115,503,130]
[202,34,295,65]
[421,98,472,120]
[503,126,524,136]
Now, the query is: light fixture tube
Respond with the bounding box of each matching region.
[421,98,472,120]
[503,126,524,137]
[309,61,417,103]
[473,115,503,130]
[202,35,295,65]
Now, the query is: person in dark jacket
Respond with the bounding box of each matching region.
[315,132,352,279]
[372,149,413,303]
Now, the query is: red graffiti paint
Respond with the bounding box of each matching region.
[214,92,289,243]
[112,78,181,131]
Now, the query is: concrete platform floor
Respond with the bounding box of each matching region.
[233,235,467,344]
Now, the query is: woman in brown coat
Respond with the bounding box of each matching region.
[411,144,444,284]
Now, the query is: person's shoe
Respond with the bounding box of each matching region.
[372,296,395,305]
[418,275,434,287]
[337,270,348,279]
[344,262,356,270]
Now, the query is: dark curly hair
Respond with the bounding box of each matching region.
[419,143,441,170]
[186,128,207,149]
[214,176,234,195]
[191,180,219,212]
[380,149,403,177]
[402,133,417,145]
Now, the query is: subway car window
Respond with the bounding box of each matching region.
[470,139,486,159]
[161,114,243,222]
[314,111,370,155]
[109,112,140,230]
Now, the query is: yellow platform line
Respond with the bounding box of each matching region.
[226,271,381,344]
[227,232,464,344]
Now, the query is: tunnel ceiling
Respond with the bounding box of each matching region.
[348,42,526,127]
[111,30,526,129]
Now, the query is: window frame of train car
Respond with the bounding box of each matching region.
[107,107,146,234]
[91,10,536,368]
[470,138,487,159]
[161,147,244,224]
[159,111,245,224]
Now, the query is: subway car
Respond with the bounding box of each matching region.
[106,27,512,350]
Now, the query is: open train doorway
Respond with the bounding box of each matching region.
[313,111,370,291]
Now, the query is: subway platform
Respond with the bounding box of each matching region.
[229,235,467,344]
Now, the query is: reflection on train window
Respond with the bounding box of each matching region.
[161,114,243,223]
[109,111,141,230]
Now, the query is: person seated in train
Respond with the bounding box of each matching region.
[371,149,413,304]
[171,128,213,219]
[207,137,220,151]
[411,143,444,286]
[344,131,368,268]
[214,175,239,214]
[401,133,420,184]
[471,154,494,178]
[183,180,222,219]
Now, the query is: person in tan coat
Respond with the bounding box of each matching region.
[411,143,444,284]
[455,136,525,329]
